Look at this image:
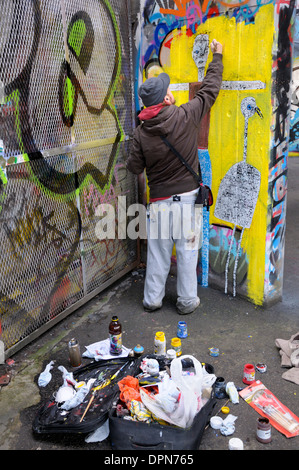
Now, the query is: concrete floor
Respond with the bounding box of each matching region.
[0,158,298,452]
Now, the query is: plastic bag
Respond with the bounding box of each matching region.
[85,419,110,443]
[170,355,204,427]
[140,387,183,427]
[157,374,180,413]
[140,355,204,428]
[202,368,217,389]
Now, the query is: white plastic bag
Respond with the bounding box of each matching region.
[140,355,204,428]
[140,387,185,427]
[170,355,204,427]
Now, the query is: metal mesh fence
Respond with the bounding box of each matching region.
[0,0,137,354]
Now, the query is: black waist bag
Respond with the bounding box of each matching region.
[196,183,213,209]
[160,135,213,211]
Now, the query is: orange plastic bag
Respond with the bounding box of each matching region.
[118,375,141,409]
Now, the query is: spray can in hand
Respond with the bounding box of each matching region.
[109,316,122,355]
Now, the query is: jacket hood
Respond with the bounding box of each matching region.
[141,105,177,136]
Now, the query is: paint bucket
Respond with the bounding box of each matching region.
[209,347,219,357]
[171,337,182,357]
[229,438,244,450]
[243,363,255,384]
[210,416,223,429]
[133,344,144,357]
[256,362,267,373]
[166,349,176,360]
[256,417,272,443]
[177,321,188,338]
[214,377,227,399]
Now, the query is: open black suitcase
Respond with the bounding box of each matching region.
[33,356,137,435]
[109,355,217,450]
[33,354,216,450]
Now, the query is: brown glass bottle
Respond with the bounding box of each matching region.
[109,316,122,355]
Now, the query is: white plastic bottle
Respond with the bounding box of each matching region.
[154,331,166,356]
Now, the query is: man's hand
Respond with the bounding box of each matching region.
[210,39,223,54]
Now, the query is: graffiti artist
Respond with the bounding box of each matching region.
[126,39,223,315]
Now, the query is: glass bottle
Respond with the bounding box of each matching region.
[109,316,122,355]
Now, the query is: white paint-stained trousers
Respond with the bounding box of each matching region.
[143,193,202,314]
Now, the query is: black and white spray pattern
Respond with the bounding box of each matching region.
[214,97,263,296]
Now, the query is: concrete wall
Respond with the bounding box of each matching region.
[132,0,296,306]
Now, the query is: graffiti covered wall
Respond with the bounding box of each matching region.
[0,0,138,355]
[289,6,299,155]
[133,0,295,306]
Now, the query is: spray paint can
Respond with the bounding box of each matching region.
[243,363,255,384]
[68,338,81,368]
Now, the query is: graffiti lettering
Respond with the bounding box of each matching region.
[158,0,275,24]
[4,206,67,255]
[159,0,233,16]
[0,0,123,196]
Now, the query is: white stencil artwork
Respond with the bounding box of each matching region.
[214,97,263,296]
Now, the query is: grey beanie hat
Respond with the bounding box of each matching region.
[138,73,170,107]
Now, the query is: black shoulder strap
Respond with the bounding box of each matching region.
[160,135,202,184]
